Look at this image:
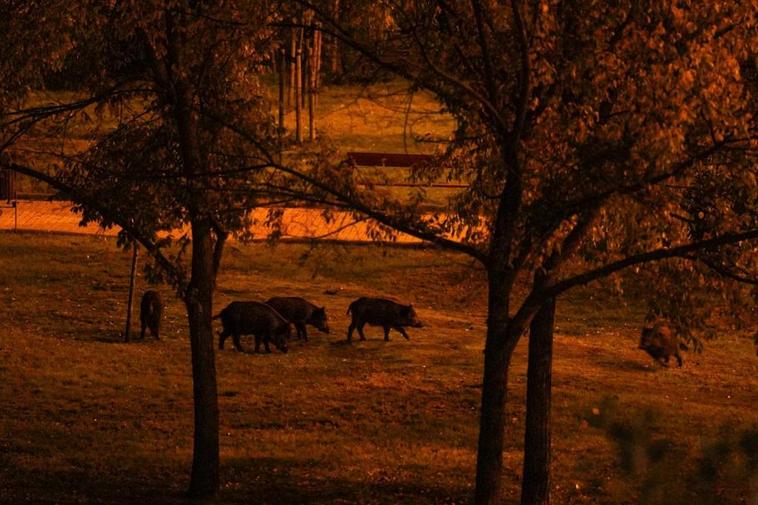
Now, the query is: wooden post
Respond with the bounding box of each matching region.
[124,242,139,342]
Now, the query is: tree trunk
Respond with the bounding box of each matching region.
[124,242,139,342]
[288,26,296,108]
[520,273,556,505]
[294,27,303,144]
[307,31,316,142]
[313,28,322,109]
[330,0,340,76]
[475,271,516,505]
[185,218,220,498]
[278,47,286,149]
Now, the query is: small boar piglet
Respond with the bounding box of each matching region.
[140,290,163,340]
[346,297,423,343]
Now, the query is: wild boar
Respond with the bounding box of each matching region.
[214,301,289,354]
[265,296,329,341]
[140,290,163,340]
[346,297,423,343]
[639,316,685,367]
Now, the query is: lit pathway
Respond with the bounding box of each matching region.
[0,200,423,244]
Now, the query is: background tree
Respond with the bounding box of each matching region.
[276,2,758,504]
[1,0,285,497]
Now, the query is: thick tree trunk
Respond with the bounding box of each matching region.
[185,219,220,498]
[520,275,556,505]
[475,271,516,505]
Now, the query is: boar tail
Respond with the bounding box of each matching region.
[346,302,354,316]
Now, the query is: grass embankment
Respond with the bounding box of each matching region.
[0,233,756,504]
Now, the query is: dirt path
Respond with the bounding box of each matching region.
[0,200,422,243]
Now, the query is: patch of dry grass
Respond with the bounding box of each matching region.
[0,233,756,504]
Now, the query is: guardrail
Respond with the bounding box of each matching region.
[347,151,468,189]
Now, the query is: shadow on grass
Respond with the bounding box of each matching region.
[595,357,656,373]
[0,454,470,505]
[219,456,471,505]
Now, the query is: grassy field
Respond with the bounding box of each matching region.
[0,233,756,504]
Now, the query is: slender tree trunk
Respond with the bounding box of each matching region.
[520,272,556,505]
[330,0,340,76]
[278,47,286,147]
[302,34,309,109]
[288,26,296,108]
[307,31,316,142]
[294,27,303,144]
[313,27,322,109]
[124,242,138,342]
[185,218,220,498]
[475,271,516,505]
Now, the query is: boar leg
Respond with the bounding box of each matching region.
[357,323,367,341]
[675,353,683,367]
[218,330,228,350]
[233,332,244,352]
[383,326,391,342]
[254,334,262,353]
[347,322,356,343]
[394,326,410,340]
[140,321,147,340]
[297,322,308,341]
[151,325,160,340]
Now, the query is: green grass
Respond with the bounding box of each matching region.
[1,233,756,504]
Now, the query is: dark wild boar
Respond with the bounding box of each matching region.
[213,301,290,353]
[140,290,163,340]
[639,316,686,367]
[346,297,423,343]
[265,296,329,341]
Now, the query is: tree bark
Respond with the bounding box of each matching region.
[475,271,516,505]
[185,218,220,498]
[520,272,556,505]
[124,242,139,342]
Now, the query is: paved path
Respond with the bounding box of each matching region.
[0,200,422,244]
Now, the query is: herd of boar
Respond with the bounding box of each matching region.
[139,290,687,366]
[139,291,423,354]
